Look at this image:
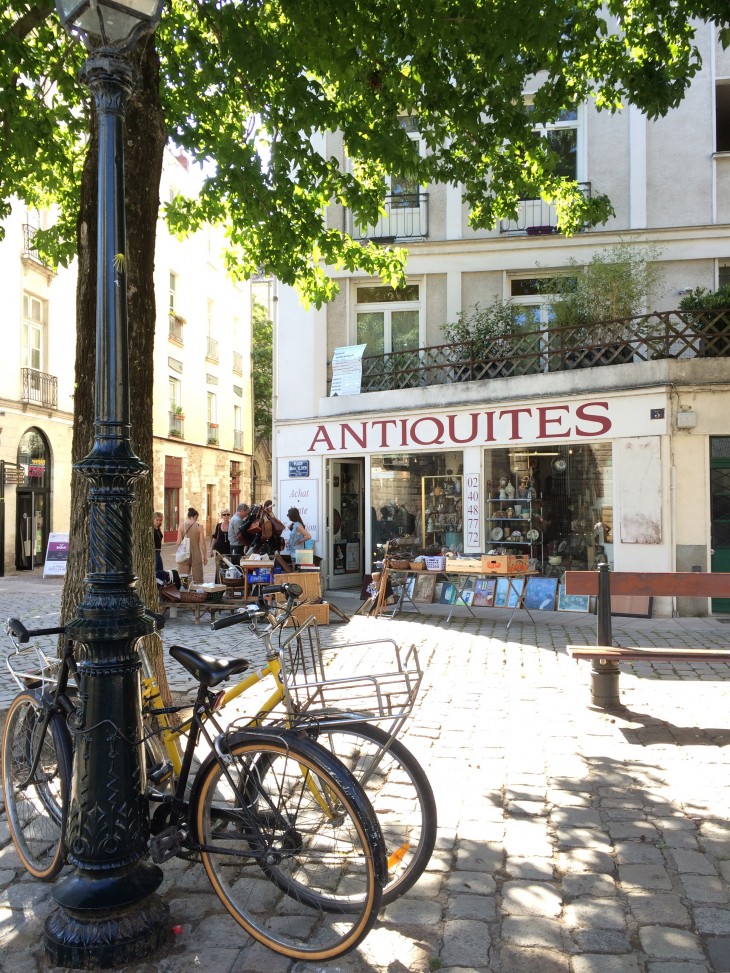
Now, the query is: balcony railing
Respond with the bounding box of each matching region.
[207,422,219,445]
[22,223,42,260]
[326,309,730,394]
[499,183,592,235]
[169,313,184,342]
[20,368,58,408]
[169,412,184,438]
[351,193,429,241]
[206,336,219,361]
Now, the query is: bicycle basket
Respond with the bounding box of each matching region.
[277,622,422,725]
[6,640,61,693]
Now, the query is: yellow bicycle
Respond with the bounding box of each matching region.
[142,581,437,905]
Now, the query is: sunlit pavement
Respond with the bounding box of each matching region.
[3,570,730,972]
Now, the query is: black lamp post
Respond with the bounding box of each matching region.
[46,0,168,966]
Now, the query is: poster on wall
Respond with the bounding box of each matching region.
[618,438,662,543]
[279,478,319,542]
[329,344,367,396]
[43,532,69,578]
[345,542,360,573]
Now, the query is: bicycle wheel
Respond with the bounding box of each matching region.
[2,690,71,880]
[191,729,385,961]
[305,720,437,904]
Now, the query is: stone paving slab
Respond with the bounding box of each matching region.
[2,574,730,970]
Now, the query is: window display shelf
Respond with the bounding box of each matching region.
[422,474,463,550]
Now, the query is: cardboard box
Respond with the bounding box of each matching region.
[481,554,530,574]
[446,558,483,574]
[283,603,330,626]
[275,571,322,602]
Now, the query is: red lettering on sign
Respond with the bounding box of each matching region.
[537,405,571,438]
[575,401,611,436]
[411,417,445,446]
[371,419,397,448]
[447,413,481,444]
[340,422,367,449]
[498,408,533,440]
[308,426,335,451]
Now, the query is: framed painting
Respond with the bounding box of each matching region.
[557,584,591,613]
[494,577,510,607]
[473,578,496,607]
[524,576,559,611]
[412,573,437,604]
[506,577,525,608]
[439,582,457,605]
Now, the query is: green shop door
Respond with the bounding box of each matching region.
[710,437,730,613]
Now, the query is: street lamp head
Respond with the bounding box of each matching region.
[55,0,164,52]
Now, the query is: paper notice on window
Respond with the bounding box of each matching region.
[330,344,367,397]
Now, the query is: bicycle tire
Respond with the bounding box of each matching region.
[2,690,71,881]
[191,729,385,961]
[303,720,437,904]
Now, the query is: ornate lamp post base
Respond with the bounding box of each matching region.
[45,886,169,969]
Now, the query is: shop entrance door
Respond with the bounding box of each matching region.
[710,437,730,613]
[16,491,47,570]
[328,459,364,590]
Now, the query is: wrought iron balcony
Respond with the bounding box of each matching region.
[168,313,184,342]
[22,224,41,260]
[206,335,219,361]
[499,183,592,235]
[20,368,58,408]
[168,411,184,438]
[327,309,730,393]
[351,193,429,242]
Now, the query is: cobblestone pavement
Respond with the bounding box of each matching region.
[3,573,730,972]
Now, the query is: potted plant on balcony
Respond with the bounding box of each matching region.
[546,243,663,367]
[443,298,523,381]
[678,284,730,358]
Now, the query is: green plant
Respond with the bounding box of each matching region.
[678,284,730,312]
[444,298,520,359]
[172,405,184,416]
[169,428,183,438]
[678,284,730,357]
[546,243,664,341]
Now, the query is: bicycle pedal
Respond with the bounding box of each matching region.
[148,761,173,785]
[149,826,186,863]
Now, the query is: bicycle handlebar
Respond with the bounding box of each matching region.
[6,617,65,643]
[7,607,165,644]
[210,582,303,631]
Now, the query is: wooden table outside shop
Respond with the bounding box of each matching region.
[374,566,538,628]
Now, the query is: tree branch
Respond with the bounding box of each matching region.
[7,1,54,41]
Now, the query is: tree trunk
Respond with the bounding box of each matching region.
[61,38,171,702]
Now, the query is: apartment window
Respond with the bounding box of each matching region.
[355,283,421,356]
[169,272,178,313]
[720,263,730,288]
[169,376,181,411]
[717,82,730,152]
[206,299,219,360]
[528,105,581,180]
[390,115,422,206]
[22,293,46,371]
[207,392,217,425]
[234,405,243,450]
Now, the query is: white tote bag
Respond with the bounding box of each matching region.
[175,534,191,563]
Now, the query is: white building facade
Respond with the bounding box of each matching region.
[0,149,254,574]
[274,23,730,615]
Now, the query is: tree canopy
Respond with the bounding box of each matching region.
[2,0,730,303]
[252,299,273,439]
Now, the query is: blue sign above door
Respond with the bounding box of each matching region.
[288,460,310,478]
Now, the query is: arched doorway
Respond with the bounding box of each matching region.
[16,428,51,570]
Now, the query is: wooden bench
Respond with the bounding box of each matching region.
[564,568,730,708]
[158,600,240,625]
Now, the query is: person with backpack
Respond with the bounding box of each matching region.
[228,502,250,564]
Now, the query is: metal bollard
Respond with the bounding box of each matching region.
[591,563,621,708]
